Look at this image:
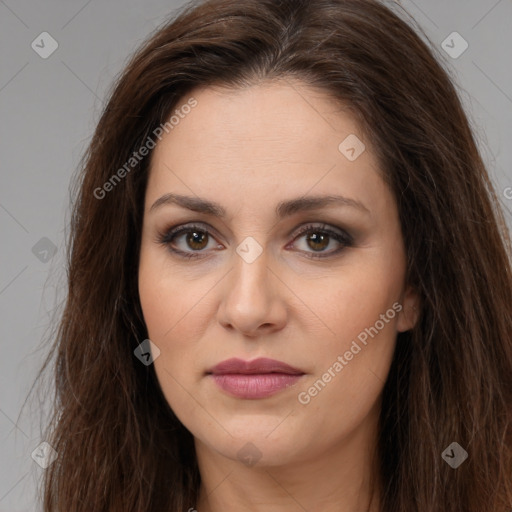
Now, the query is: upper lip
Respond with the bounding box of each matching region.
[207,357,304,375]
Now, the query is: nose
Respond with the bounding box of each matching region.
[217,247,288,337]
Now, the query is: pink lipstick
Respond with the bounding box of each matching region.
[207,357,305,399]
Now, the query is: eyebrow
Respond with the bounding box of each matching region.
[149,193,370,218]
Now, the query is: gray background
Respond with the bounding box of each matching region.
[1,0,511,509]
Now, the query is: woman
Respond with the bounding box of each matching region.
[37,0,512,510]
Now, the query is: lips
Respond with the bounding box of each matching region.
[206,357,305,399]
[207,357,304,376]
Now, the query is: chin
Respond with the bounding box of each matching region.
[195,419,308,468]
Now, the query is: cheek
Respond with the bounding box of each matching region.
[138,260,206,423]
[309,254,405,343]
[298,251,403,404]
[138,243,209,340]
[295,284,400,443]
[138,248,215,395]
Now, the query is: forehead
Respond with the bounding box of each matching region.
[152,80,366,159]
[146,80,391,220]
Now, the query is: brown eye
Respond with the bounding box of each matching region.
[158,222,352,261]
[305,232,330,252]
[157,223,220,259]
[290,224,353,259]
[185,230,209,250]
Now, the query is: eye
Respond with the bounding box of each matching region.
[156,222,353,260]
[288,223,353,259]
[156,223,222,259]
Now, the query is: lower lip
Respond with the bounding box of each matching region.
[210,373,304,399]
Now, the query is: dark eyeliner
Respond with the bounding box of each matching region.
[289,223,353,259]
[156,222,353,260]
[156,223,212,259]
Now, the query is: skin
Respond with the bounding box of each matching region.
[138,80,420,512]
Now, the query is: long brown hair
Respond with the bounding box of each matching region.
[36,0,512,510]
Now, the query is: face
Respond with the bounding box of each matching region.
[138,80,419,469]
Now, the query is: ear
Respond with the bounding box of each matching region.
[396,285,421,333]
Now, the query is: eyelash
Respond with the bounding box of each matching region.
[156,222,353,260]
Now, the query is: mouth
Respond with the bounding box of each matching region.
[206,357,305,399]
